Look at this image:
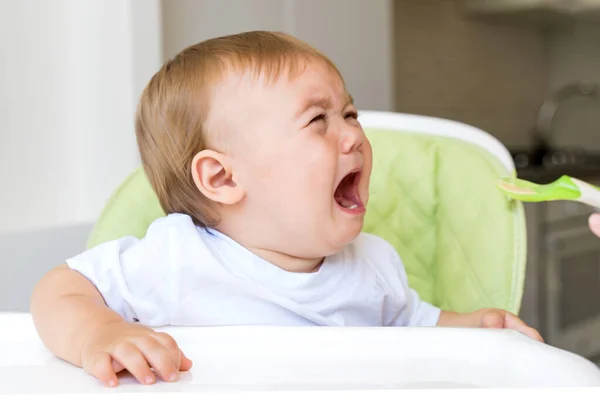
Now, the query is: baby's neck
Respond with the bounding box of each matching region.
[213,225,324,273]
[248,247,325,273]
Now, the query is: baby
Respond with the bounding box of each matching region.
[30,31,542,388]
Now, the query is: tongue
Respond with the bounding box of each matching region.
[336,196,356,208]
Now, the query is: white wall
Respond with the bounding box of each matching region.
[0,0,162,311]
[0,0,162,234]
[289,0,394,112]
[0,225,91,312]
[162,0,394,111]
[162,0,286,58]
[1,0,79,234]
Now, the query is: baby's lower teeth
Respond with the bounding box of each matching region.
[348,204,358,210]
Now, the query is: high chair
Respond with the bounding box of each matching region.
[87,110,526,314]
[2,112,599,393]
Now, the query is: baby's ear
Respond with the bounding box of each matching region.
[191,150,244,205]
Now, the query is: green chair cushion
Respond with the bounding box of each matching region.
[87,128,526,315]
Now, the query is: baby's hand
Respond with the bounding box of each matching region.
[80,321,192,387]
[438,308,543,342]
[477,308,543,342]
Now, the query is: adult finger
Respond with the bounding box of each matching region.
[589,214,600,238]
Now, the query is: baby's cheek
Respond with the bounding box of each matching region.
[246,158,281,182]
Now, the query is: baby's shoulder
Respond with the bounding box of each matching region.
[343,233,408,287]
[115,213,209,255]
[348,232,401,263]
[142,213,205,242]
[146,212,196,233]
[346,232,403,270]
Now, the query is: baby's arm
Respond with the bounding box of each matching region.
[30,264,192,387]
[369,234,543,341]
[31,264,123,366]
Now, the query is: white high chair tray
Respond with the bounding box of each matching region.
[1,312,600,397]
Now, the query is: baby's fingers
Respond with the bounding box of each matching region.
[521,326,544,342]
[504,313,544,342]
[111,342,156,385]
[153,332,193,372]
[480,309,505,329]
[83,352,119,387]
[135,336,181,382]
[179,350,193,371]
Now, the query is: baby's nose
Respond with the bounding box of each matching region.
[340,128,363,154]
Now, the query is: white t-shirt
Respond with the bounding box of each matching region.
[67,213,440,327]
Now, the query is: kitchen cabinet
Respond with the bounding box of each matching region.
[545,222,600,360]
[462,0,600,27]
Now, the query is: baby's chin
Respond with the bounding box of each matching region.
[329,219,365,252]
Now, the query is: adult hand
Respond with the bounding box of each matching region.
[589,213,600,238]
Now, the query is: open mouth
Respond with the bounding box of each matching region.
[334,170,365,213]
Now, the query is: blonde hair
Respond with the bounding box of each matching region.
[135,31,342,227]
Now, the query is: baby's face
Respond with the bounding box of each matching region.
[212,59,372,258]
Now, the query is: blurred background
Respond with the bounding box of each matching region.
[2,0,600,365]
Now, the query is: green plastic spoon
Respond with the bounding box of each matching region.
[497,175,600,208]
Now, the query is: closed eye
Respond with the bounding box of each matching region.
[309,114,327,125]
[344,111,358,120]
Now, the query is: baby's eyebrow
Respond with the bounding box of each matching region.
[295,97,331,118]
[295,93,354,119]
[345,93,355,106]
